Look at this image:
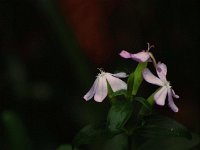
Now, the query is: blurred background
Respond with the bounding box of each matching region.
[0,0,199,149]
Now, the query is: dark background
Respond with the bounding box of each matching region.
[0,0,199,149]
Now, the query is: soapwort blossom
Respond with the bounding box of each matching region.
[119,43,154,62]
[83,69,127,102]
[142,62,179,112]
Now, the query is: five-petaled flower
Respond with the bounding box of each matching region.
[83,69,127,102]
[142,62,179,112]
[119,43,154,62]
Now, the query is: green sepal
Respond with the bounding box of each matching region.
[107,80,127,104]
[127,62,147,97]
[109,90,127,99]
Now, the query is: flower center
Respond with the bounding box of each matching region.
[97,68,106,77]
[163,80,171,88]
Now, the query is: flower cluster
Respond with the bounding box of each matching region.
[83,43,179,112]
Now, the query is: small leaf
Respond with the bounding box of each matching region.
[73,123,108,147]
[56,144,72,150]
[107,101,133,133]
[136,115,192,139]
[127,62,147,97]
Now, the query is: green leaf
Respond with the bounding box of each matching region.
[1,111,32,150]
[56,144,72,150]
[127,62,147,97]
[136,115,192,139]
[107,101,133,133]
[73,123,108,147]
[137,133,200,150]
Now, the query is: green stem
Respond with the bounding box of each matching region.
[149,52,157,69]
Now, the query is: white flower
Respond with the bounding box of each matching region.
[119,43,154,62]
[83,69,127,102]
[142,62,179,112]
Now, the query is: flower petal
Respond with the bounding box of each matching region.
[154,86,168,106]
[172,89,179,98]
[111,72,128,78]
[168,89,179,112]
[119,50,132,58]
[131,51,150,62]
[156,62,167,81]
[142,68,163,86]
[94,76,107,102]
[105,73,127,92]
[83,78,99,101]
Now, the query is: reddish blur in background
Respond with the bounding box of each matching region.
[0,0,199,149]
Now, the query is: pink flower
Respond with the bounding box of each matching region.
[119,50,151,62]
[119,43,154,62]
[83,69,127,102]
[142,62,179,112]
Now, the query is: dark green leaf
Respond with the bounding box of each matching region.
[137,133,200,150]
[38,0,92,86]
[56,144,72,150]
[127,62,147,97]
[136,115,192,139]
[107,101,133,133]
[73,123,108,147]
[1,111,32,150]
[102,134,129,150]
